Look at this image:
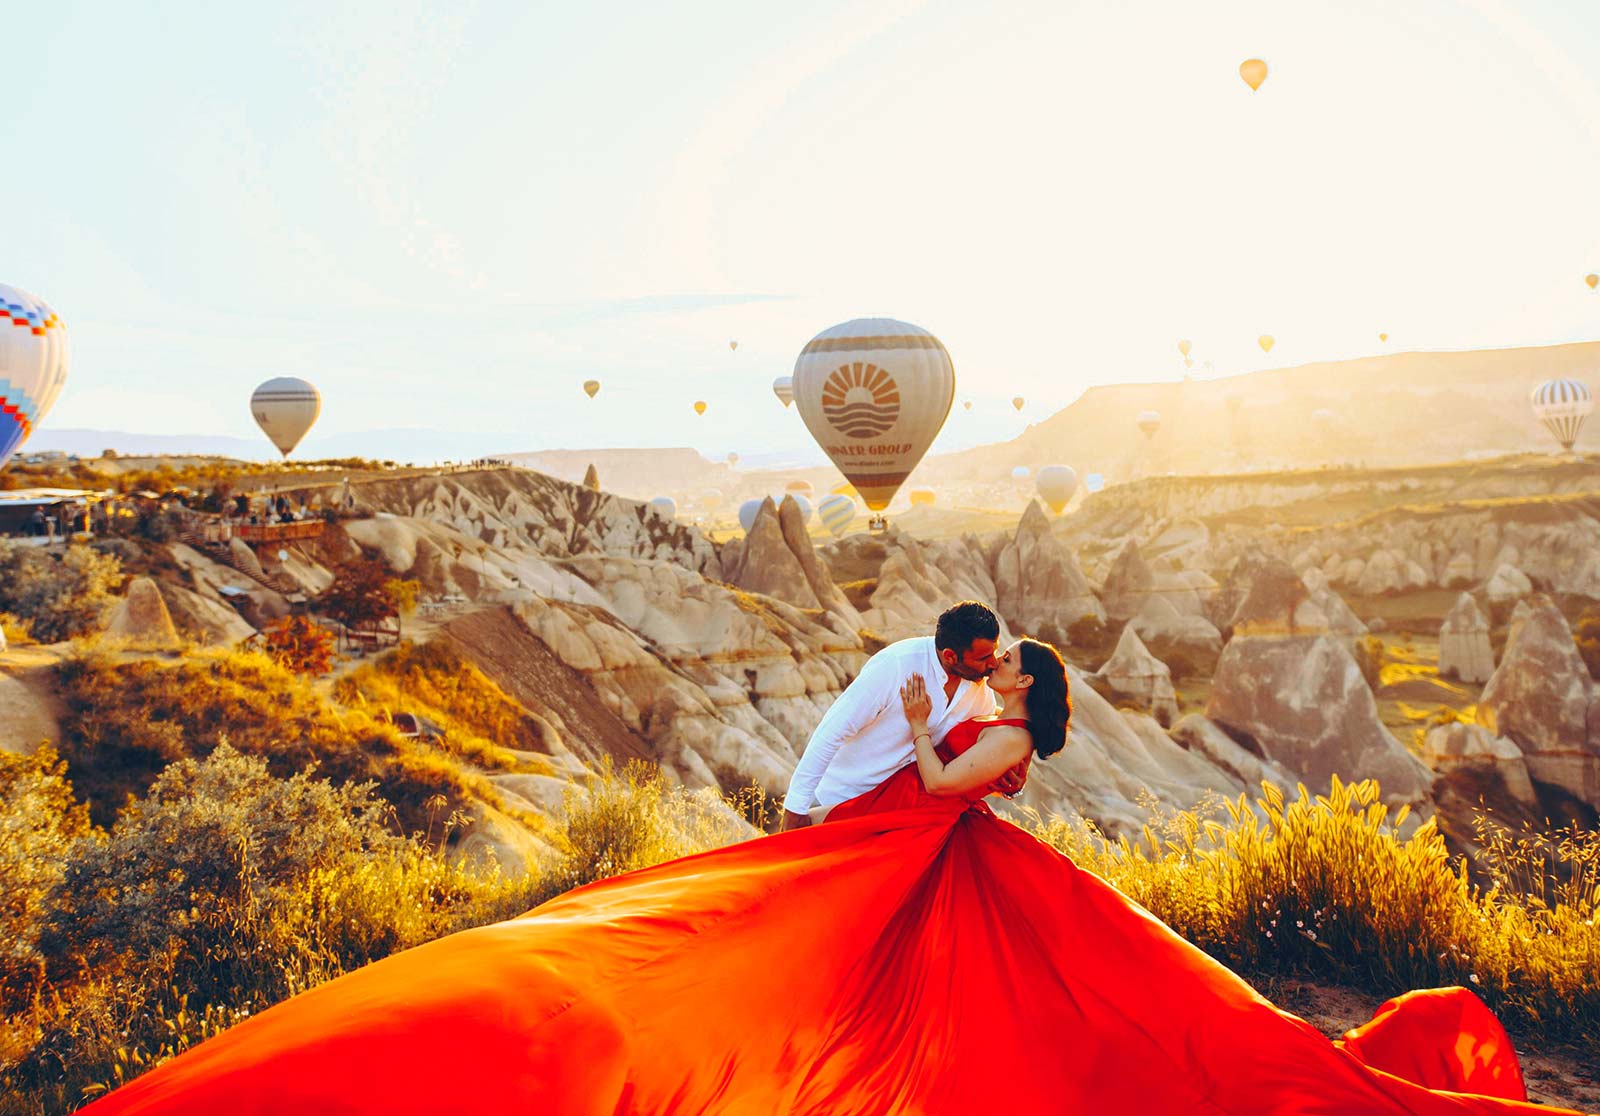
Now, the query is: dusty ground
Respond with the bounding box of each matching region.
[0,644,65,753]
[1259,976,1599,1112]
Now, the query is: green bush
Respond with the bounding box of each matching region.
[0,544,123,643]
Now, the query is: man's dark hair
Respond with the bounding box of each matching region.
[934,600,1000,654]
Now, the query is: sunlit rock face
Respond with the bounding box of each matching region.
[1421,721,1536,808]
[1093,623,1178,727]
[103,577,182,651]
[1477,595,1599,808]
[721,497,862,629]
[1437,592,1494,684]
[1206,559,1432,807]
[993,501,1104,643]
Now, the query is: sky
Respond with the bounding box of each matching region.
[7,0,1600,463]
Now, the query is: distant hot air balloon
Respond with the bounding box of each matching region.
[729,341,739,351]
[583,379,600,399]
[785,479,814,495]
[909,487,936,507]
[817,493,855,537]
[1011,465,1031,485]
[792,317,954,530]
[786,493,813,524]
[1378,333,1389,343]
[1531,378,1593,452]
[963,400,972,411]
[727,452,739,466]
[1183,356,1193,370]
[1085,472,1105,493]
[1137,410,1162,440]
[1035,465,1078,514]
[1177,340,1192,358]
[251,377,322,457]
[1587,275,1598,291]
[1258,335,1275,354]
[703,489,724,511]
[647,496,677,521]
[693,400,707,416]
[0,284,69,470]
[1239,58,1268,91]
[830,481,858,499]
[772,376,795,408]
[738,498,766,532]
[1012,396,1025,412]
[1312,408,1338,433]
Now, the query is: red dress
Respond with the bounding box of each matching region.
[83,717,1567,1116]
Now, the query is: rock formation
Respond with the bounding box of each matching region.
[1207,559,1432,805]
[1477,595,1598,807]
[1127,596,1222,676]
[1438,593,1494,684]
[1420,722,1535,807]
[1485,565,1533,610]
[582,463,599,491]
[993,502,1104,645]
[104,577,182,650]
[1100,538,1155,622]
[1094,624,1178,726]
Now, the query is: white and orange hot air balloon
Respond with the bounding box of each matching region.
[1035,465,1078,514]
[729,341,739,351]
[1531,378,1593,452]
[793,317,954,531]
[251,377,322,457]
[1012,396,1025,411]
[772,376,795,408]
[1137,410,1162,440]
[0,284,70,469]
[1239,58,1268,91]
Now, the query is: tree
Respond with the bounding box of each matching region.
[0,542,123,641]
[262,615,336,676]
[317,558,398,632]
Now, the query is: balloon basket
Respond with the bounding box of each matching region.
[868,515,888,532]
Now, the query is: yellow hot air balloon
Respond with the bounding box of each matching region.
[830,480,857,498]
[909,487,936,507]
[963,400,972,411]
[1258,334,1275,354]
[793,318,954,530]
[1239,58,1268,91]
[582,379,600,399]
[1012,396,1025,411]
[693,400,707,416]
[729,341,739,351]
[1587,275,1599,290]
[1378,332,1388,343]
[1177,340,1192,358]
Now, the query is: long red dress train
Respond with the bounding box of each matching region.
[84,718,1578,1115]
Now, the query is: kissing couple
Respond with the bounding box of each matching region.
[84,604,1568,1115]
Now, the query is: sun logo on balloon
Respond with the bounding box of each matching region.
[821,362,900,438]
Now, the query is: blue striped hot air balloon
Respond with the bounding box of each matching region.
[1530,378,1593,452]
[817,493,855,537]
[0,285,70,469]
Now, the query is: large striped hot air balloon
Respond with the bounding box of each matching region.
[817,493,854,537]
[1530,378,1593,452]
[793,318,954,530]
[1035,465,1078,514]
[772,376,795,409]
[251,377,322,457]
[0,284,70,470]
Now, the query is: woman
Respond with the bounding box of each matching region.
[85,640,1566,1115]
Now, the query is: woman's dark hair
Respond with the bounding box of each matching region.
[1019,638,1071,759]
[934,600,1000,655]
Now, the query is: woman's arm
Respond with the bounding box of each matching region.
[900,674,1032,797]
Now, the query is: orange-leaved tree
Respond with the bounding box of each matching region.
[262,615,336,676]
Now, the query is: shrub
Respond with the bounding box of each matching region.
[262,616,336,676]
[0,543,123,642]
[318,558,398,631]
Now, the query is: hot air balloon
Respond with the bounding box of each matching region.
[1531,378,1593,451]
[792,317,954,530]
[1239,58,1268,91]
[1378,333,1389,343]
[693,400,707,416]
[1587,275,1598,291]
[729,341,739,351]
[963,400,972,411]
[817,493,855,537]
[1010,465,1031,486]
[251,377,322,457]
[1035,465,1078,514]
[583,379,600,399]
[1137,410,1162,439]
[0,284,70,470]
[785,479,814,495]
[1012,396,1025,411]
[1258,335,1275,354]
[830,481,858,498]
[647,496,677,521]
[726,452,739,466]
[738,498,766,532]
[1177,340,1192,358]
[703,489,724,511]
[772,376,795,408]
[909,487,936,507]
[1085,472,1105,493]
[1183,356,1193,370]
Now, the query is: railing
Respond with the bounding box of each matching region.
[234,521,325,544]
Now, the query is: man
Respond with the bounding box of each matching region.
[780,600,1025,830]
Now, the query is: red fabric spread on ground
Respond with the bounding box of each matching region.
[84,718,1574,1115]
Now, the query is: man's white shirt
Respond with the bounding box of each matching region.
[783,636,997,815]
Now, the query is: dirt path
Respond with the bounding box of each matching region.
[0,644,66,753]
[1260,977,1599,1112]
